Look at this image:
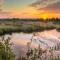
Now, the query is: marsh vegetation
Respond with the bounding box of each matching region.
[0,18,60,35]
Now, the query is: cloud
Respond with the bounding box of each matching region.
[30,0,60,12]
[0,0,4,4]
[39,2,60,13]
[0,11,13,18]
[0,0,4,7]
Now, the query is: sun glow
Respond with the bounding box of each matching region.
[43,14,48,20]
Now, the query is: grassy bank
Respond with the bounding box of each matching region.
[0,18,60,35]
[0,25,56,35]
[56,28,60,32]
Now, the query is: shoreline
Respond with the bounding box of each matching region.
[0,27,59,36]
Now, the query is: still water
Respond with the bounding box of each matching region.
[4,29,60,57]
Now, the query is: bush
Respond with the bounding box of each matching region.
[0,36,15,60]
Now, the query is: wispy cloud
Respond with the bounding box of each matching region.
[0,11,13,18]
[39,2,60,13]
[30,0,60,11]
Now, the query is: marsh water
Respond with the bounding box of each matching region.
[3,29,60,57]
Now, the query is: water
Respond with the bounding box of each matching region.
[3,29,60,57]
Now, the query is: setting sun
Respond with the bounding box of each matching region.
[43,16,47,20]
[41,14,48,19]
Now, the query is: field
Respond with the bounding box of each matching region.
[0,18,60,35]
[0,19,60,35]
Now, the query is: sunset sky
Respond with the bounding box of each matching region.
[0,0,60,18]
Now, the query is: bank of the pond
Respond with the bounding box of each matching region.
[56,28,60,32]
[0,25,57,35]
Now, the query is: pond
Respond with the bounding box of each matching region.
[3,29,60,58]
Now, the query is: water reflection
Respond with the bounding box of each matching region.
[2,29,60,57]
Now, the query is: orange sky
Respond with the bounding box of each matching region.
[12,7,60,19]
[0,0,60,18]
